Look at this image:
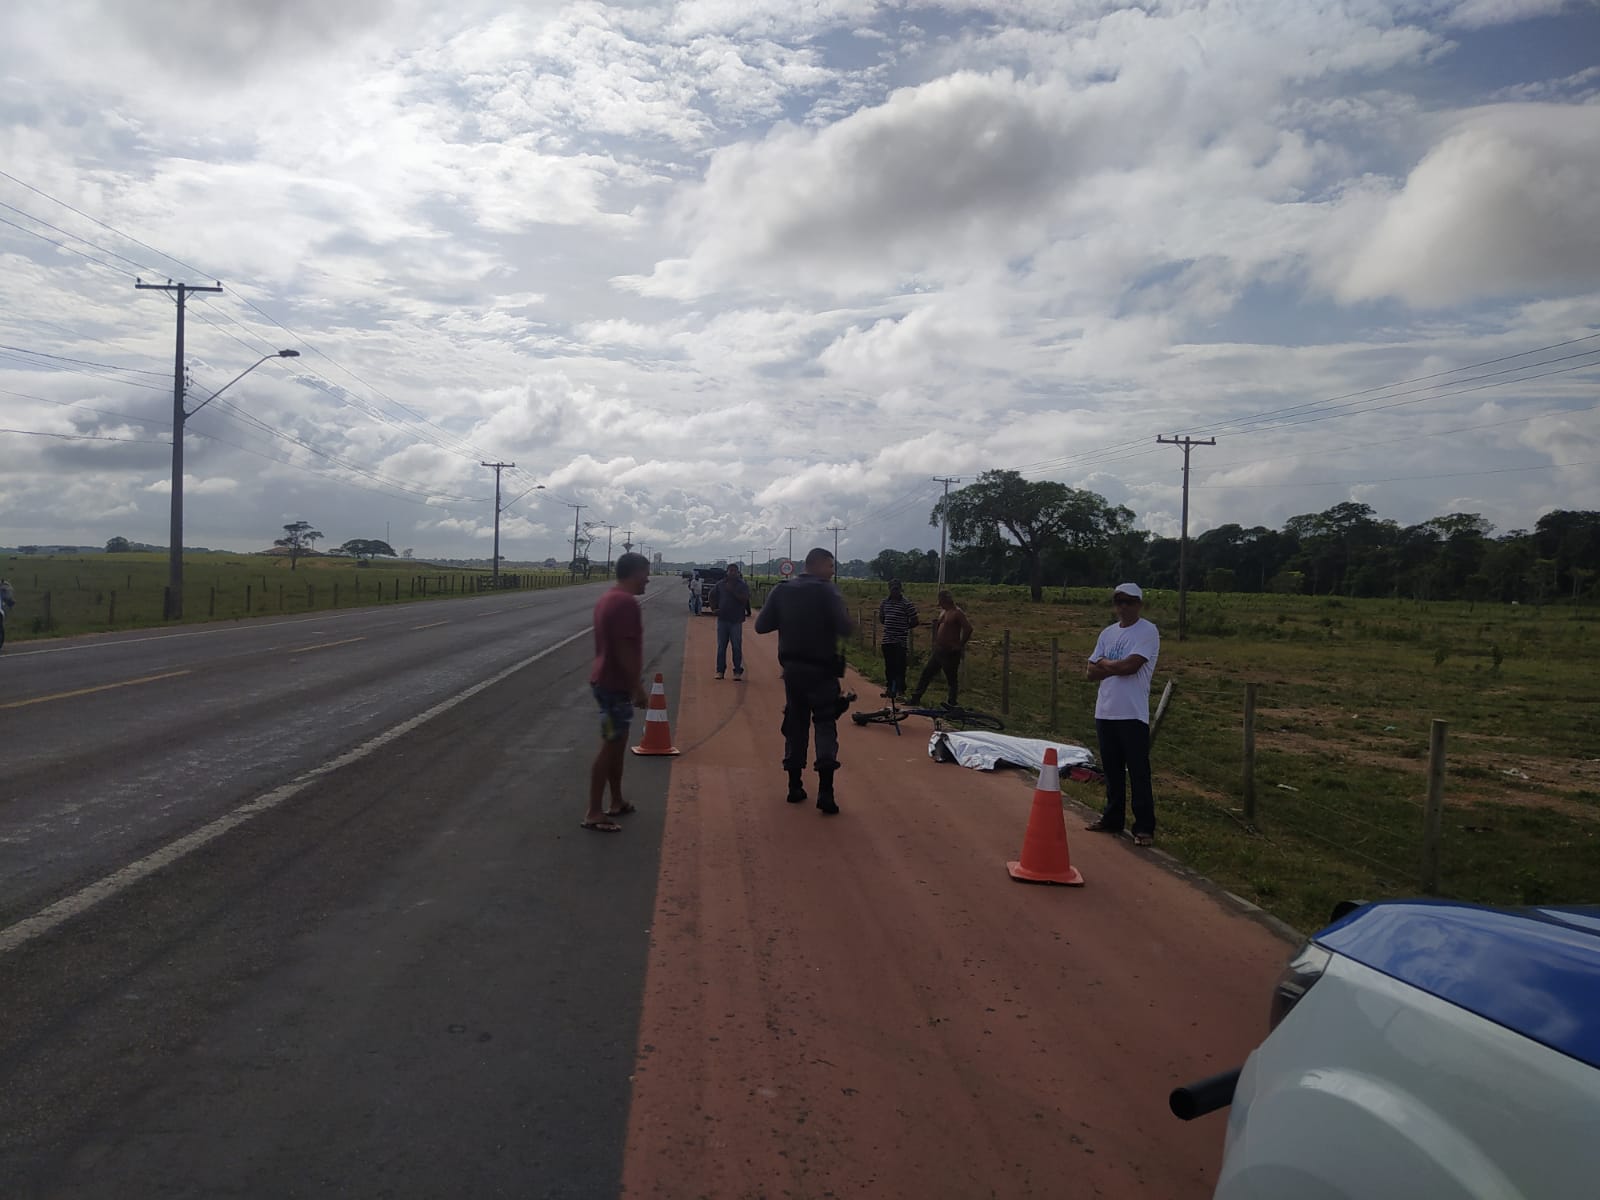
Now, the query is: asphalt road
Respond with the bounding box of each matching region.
[0,580,686,1198]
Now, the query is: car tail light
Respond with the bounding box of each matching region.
[1269,943,1332,1029]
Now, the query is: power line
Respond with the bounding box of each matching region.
[0,343,169,378]
[0,427,169,445]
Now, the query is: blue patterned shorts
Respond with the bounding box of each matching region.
[592,686,634,743]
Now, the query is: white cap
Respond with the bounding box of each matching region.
[1114,582,1143,599]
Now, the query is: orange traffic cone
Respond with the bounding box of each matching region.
[1007,748,1084,886]
[631,673,680,756]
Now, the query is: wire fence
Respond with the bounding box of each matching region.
[834,593,1596,920]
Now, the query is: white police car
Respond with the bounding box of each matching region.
[1173,900,1600,1199]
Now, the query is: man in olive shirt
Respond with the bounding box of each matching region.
[908,590,972,708]
[753,547,855,814]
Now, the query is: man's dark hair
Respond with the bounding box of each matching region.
[616,552,650,581]
[804,547,834,570]
[937,589,953,604]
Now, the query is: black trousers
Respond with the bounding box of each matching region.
[1095,718,1155,836]
[881,643,908,696]
[781,666,842,773]
[911,647,962,706]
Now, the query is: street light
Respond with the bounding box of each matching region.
[490,480,544,587]
[167,349,299,619]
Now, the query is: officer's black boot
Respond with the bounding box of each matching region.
[786,769,807,804]
[816,767,839,815]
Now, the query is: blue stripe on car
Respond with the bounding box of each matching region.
[1316,901,1600,1070]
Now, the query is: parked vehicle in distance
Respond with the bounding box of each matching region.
[1171,899,1600,1199]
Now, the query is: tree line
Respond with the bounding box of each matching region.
[100,523,401,569]
[867,469,1599,604]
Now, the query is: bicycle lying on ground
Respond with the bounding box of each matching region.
[850,696,1005,735]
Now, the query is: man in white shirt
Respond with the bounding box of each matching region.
[1083,583,1160,846]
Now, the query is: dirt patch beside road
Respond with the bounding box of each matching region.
[621,620,1294,1198]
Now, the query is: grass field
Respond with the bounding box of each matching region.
[0,551,582,638]
[836,580,1599,932]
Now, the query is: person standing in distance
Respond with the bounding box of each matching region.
[710,561,752,680]
[907,589,972,708]
[1083,583,1160,846]
[876,579,918,699]
[753,547,855,814]
[583,552,651,833]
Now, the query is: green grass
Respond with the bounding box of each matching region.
[838,581,1600,932]
[1,552,583,639]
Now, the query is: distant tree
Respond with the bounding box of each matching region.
[934,470,1130,601]
[1205,567,1236,593]
[274,520,323,571]
[104,536,132,553]
[19,545,39,555]
[339,538,396,564]
[1268,569,1305,595]
[403,548,414,559]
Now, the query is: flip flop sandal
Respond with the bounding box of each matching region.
[580,820,623,833]
[605,803,637,817]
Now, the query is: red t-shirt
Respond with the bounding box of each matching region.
[590,586,642,693]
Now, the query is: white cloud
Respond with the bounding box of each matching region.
[3,0,1598,561]
[1446,0,1569,30]
[1337,104,1600,307]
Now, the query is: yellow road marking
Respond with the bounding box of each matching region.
[290,636,367,654]
[0,669,192,710]
[411,620,448,630]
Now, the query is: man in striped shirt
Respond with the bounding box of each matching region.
[876,579,919,699]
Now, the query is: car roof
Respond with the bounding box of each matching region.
[1317,900,1600,1070]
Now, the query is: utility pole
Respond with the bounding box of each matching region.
[138,278,223,620]
[481,461,514,588]
[748,550,757,576]
[623,528,634,552]
[1157,435,1216,641]
[601,524,617,572]
[827,522,847,563]
[566,503,586,577]
[764,547,772,577]
[785,526,797,562]
[933,475,961,586]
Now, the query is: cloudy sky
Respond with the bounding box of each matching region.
[2,0,1597,566]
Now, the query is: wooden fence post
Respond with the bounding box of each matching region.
[162,586,171,619]
[109,590,116,626]
[1243,682,1258,824]
[1001,628,1011,715]
[208,586,216,618]
[1422,719,1448,895]
[246,584,251,614]
[1049,637,1059,731]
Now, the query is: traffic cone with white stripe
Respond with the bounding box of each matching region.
[631,673,680,756]
[1007,748,1084,886]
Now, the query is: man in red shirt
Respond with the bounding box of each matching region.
[584,552,651,832]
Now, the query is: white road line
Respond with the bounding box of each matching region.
[0,626,593,957]
[289,636,367,654]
